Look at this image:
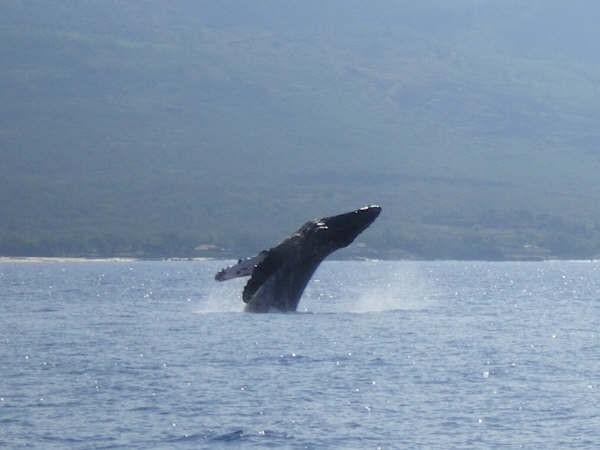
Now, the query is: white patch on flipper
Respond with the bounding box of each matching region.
[214,251,268,281]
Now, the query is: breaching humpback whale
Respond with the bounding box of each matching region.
[215,205,381,312]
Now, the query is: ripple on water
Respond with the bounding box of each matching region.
[2,260,600,449]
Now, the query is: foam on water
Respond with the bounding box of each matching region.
[347,267,438,313]
[347,286,433,313]
[303,261,439,313]
[193,280,244,314]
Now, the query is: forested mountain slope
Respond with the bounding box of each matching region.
[2,1,600,258]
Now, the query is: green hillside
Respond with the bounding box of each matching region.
[2,1,600,259]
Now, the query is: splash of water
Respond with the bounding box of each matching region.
[193,280,244,314]
[346,266,438,313]
[194,261,439,314]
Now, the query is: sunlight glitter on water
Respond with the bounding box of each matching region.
[1,259,600,449]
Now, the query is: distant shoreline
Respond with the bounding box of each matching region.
[0,256,212,263]
[1,256,599,263]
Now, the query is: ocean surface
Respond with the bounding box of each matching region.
[1,259,599,449]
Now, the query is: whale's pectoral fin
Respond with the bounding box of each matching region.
[215,250,269,281]
[242,250,282,303]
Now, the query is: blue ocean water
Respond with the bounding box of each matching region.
[1,259,599,449]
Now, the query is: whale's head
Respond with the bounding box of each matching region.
[305,205,382,251]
